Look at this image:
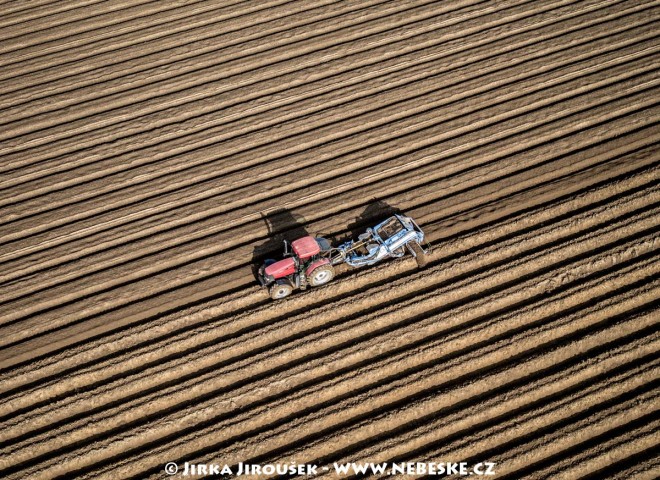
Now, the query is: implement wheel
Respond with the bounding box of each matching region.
[309,264,335,286]
[409,242,428,267]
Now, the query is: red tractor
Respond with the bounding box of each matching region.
[257,236,334,300]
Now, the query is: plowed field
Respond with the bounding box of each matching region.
[0,0,658,478]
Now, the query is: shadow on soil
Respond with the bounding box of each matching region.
[251,200,404,283]
[338,199,403,244]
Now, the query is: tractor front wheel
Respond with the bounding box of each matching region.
[309,264,335,286]
[269,279,293,300]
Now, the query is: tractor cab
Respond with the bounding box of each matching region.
[262,235,320,278]
[258,235,335,299]
[290,236,320,259]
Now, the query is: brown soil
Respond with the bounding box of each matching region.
[0,0,658,478]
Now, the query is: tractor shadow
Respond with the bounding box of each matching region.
[251,208,309,283]
[334,199,403,244]
[251,201,404,284]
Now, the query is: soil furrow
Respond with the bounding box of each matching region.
[608,458,660,480]
[0,139,655,364]
[1,163,655,395]
[1,119,656,307]
[0,0,276,57]
[463,389,660,477]
[315,344,659,474]
[1,119,648,292]
[553,433,660,480]
[522,421,659,480]
[403,379,659,480]
[0,0,516,139]
[0,0,599,154]
[0,87,656,319]
[1,199,656,436]
[1,60,656,267]
[2,25,655,221]
[59,294,658,480]
[0,0,164,36]
[3,124,652,344]
[186,311,659,477]
[0,0,300,67]
[0,0,644,180]
[2,231,656,467]
[0,1,655,477]
[0,0,344,82]
[0,0,133,30]
[0,0,424,106]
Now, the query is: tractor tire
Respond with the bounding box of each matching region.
[308,264,335,286]
[315,237,331,252]
[269,279,293,300]
[409,242,428,267]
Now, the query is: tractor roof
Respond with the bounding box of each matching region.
[291,236,320,259]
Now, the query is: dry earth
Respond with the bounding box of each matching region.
[0,0,658,478]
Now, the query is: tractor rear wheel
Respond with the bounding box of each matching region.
[409,242,428,267]
[309,264,335,286]
[269,279,293,300]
